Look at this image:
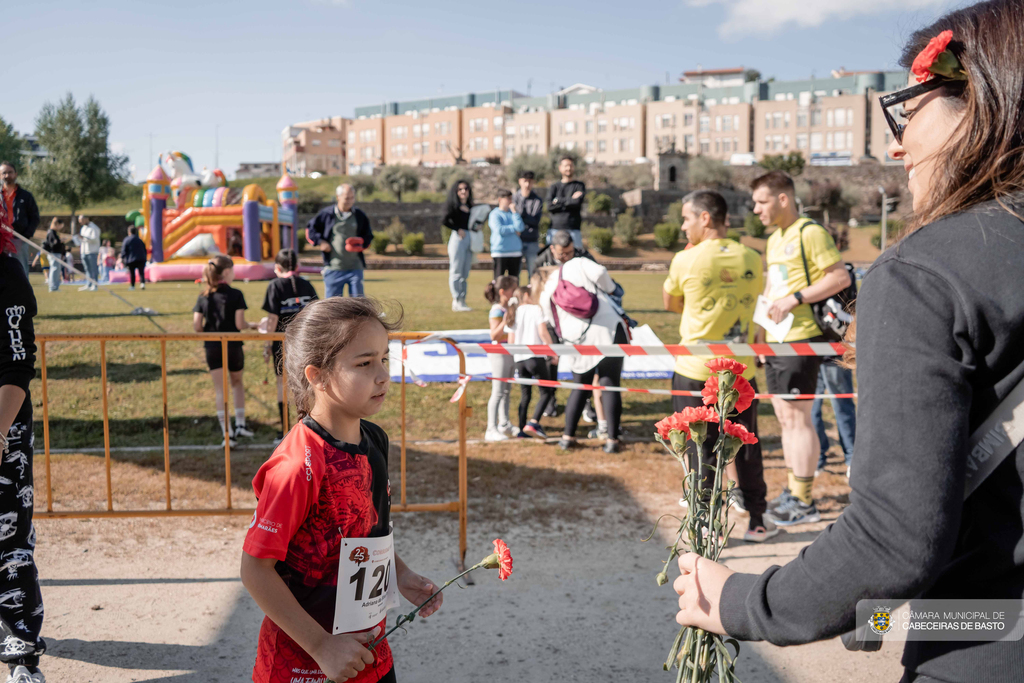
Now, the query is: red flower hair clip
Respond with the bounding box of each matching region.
[911,30,967,83]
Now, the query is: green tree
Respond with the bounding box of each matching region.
[349,174,376,199]
[0,117,24,167]
[613,208,641,246]
[744,212,766,238]
[548,146,588,177]
[433,165,472,192]
[505,153,548,185]
[378,165,420,202]
[758,151,805,176]
[30,94,129,223]
[588,193,613,214]
[687,156,731,189]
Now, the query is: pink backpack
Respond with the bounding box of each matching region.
[551,264,599,340]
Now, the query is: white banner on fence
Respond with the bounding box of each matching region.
[390,324,675,383]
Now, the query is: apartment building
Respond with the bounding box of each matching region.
[383,108,461,167]
[505,109,549,161]
[646,99,699,157]
[752,93,867,164]
[460,105,511,163]
[281,117,347,177]
[549,101,645,165]
[346,117,385,175]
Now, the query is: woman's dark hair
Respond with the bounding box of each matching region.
[201,254,234,296]
[275,248,300,296]
[284,297,404,419]
[445,180,473,215]
[484,275,519,304]
[898,0,1024,231]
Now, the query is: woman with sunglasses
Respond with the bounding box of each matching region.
[671,2,1024,681]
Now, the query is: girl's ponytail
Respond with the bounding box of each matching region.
[485,275,519,304]
[202,254,234,296]
[504,285,530,330]
[275,248,300,295]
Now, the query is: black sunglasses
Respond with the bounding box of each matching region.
[878,78,946,145]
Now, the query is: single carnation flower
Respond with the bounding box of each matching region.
[702,376,755,414]
[912,30,953,82]
[656,412,691,441]
[678,405,719,425]
[704,358,747,376]
[492,538,513,581]
[722,420,758,445]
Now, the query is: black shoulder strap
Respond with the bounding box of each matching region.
[798,219,812,291]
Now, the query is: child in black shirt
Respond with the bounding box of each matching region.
[261,249,318,442]
[193,255,257,445]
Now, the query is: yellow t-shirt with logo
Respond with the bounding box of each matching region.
[765,218,842,342]
[663,238,764,381]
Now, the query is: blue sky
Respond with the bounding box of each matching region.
[3,0,957,181]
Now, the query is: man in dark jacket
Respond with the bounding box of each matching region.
[306,184,373,298]
[1,162,40,276]
[535,229,595,269]
[545,156,585,250]
[120,226,149,290]
[514,171,543,277]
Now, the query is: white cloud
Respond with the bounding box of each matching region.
[691,0,944,38]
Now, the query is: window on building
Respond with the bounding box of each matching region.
[413,143,421,155]
[435,141,446,153]
[347,132,355,144]
[810,132,823,150]
[764,136,771,151]
[715,139,720,154]
[566,121,577,134]
[684,113,694,127]
[835,108,846,127]
[328,139,341,147]
[797,111,808,128]
[565,140,576,150]
[826,109,834,127]
[598,119,607,133]
[811,109,822,126]
[715,116,722,132]
[773,135,783,151]
[784,112,791,128]
[847,131,854,150]
[773,112,784,129]
[598,139,607,152]
[493,135,502,150]
[413,124,421,137]
[700,140,710,154]
[311,139,321,146]
[796,133,808,149]
[765,113,772,129]
[733,137,739,151]
[684,134,695,152]
[699,116,710,133]
[733,115,740,131]
[629,138,635,152]
[585,140,594,153]
[493,116,503,129]
[826,132,834,149]
[847,108,854,125]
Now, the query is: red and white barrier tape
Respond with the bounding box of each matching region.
[450,374,856,402]
[452,341,846,358]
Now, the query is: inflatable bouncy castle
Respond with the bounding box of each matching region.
[113,151,299,283]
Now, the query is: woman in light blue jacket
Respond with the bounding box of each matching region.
[488,189,524,280]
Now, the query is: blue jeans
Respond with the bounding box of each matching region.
[522,240,540,278]
[812,360,856,468]
[447,232,473,303]
[47,264,61,291]
[546,228,583,250]
[82,253,99,284]
[323,268,364,298]
[15,241,32,277]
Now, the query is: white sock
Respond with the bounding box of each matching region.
[598,419,608,432]
[234,409,246,428]
[216,411,227,434]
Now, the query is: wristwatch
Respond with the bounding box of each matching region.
[793,290,804,304]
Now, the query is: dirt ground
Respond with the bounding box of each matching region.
[36,437,904,683]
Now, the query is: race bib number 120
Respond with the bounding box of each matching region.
[334,531,400,634]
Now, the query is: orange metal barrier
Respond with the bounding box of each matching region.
[34,331,469,566]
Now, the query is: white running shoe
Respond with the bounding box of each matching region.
[6,665,43,683]
[78,285,91,291]
[233,424,255,439]
[484,429,509,442]
[220,436,238,448]
[498,422,513,437]
[452,301,473,312]
[140,283,146,290]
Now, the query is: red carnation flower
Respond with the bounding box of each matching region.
[656,412,691,441]
[722,420,758,445]
[701,375,755,414]
[678,405,719,425]
[912,30,953,83]
[493,538,513,581]
[704,358,747,376]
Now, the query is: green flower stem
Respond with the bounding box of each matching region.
[368,562,483,651]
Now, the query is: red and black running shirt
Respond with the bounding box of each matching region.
[244,417,393,683]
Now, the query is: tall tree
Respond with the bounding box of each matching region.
[30,93,128,225]
[0,116,24,167]
[378,165,419,202]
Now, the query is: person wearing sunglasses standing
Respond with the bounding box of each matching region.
[671,3,1024,681]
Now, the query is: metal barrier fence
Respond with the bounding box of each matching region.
[34,331,469,567]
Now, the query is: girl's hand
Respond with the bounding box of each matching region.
[309,627,379,682]
[397,569,443,618]
[673,553,731,635]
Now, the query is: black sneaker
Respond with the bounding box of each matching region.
[766,498,821,527]
[767,488,795,511]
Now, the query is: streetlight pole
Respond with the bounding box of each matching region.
[878,185,889,253]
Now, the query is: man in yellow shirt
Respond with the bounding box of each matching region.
[663,190,775,542]
[751,171,852,527]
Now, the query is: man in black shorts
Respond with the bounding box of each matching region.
[751,171,852,526]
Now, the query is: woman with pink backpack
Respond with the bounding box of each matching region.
[538,253,627,453]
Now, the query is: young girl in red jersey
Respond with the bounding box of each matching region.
[241,297,442,683]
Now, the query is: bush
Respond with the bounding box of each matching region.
[385,216,406,245]
[587,228,614,254]
[378,165,420,202]
[654,222,680,250]
[548,146,588,177]
[370,234,391,255]
[744,212,766,238]
[606,164,654,190]
[587,192,613,215]
[726,229,742,242]
[349,175,376,199]
[758,151,805,176]
[870,219,904,249]
[402,232,425,255]
[613,209,641,247]
[297,192,328,214]
[665,200,684,229]
[538,213,551,244]
[688,156,731,189]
